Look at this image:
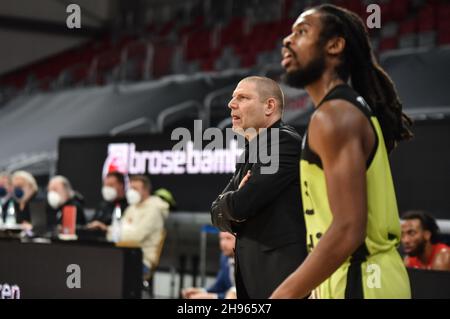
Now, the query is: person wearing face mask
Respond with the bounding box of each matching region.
[8,171,38,229]
[87,172,128,231]
[109,175,169,276]
[46,175,86,230]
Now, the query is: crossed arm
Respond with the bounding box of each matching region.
[211,131,300,232]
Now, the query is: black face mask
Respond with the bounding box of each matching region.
[14,187,24,200]
[0,186,7,198]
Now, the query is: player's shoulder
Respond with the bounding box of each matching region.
[310,99,369,137]
[437,244,450,256]
[434,245,450,269]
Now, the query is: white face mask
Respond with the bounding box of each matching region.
[47,191,62,209]
[126,189,141,205]
[102,186,117,202]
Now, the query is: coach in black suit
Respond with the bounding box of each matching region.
[211,76,307,299]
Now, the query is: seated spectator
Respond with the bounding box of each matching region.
[87,171,128,231]
[154,188,177,211]
[182,231,236,299]
[8,171,38,229]
[110,175,169,275]
[46,175,86,229]
[401,210,450,271]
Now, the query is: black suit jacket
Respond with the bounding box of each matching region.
[92,197,128,225]
[211,120,307,298]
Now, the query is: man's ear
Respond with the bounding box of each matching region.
[265,98,277,116]
[327,36,345,56]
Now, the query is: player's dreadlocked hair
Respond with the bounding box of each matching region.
[315,4,413,152]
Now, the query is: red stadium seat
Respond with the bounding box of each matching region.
[418,5,436,33]
[379,37,398,52]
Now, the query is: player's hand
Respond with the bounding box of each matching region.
[188,292,218,299]
[21,221,33,231]
[87,221,108,231]
[182,287,206,299]
[225,287,237,299]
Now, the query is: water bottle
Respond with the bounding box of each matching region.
[110,204,122,242]
[5,201,17,227]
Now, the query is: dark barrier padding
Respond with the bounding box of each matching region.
[408,268,450,299]
[0,239,142,298]
[381,48,450,108]
[390,118,450,219]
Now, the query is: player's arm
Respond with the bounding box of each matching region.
[271,101,372,298]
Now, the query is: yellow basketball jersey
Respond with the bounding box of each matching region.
[300,84,411,299]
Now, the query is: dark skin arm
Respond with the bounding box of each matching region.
[432,248,450,271]
[271,100,375,298]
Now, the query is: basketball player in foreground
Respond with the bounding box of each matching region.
[271,4,413,298]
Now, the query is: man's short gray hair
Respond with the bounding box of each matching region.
[241,76,285,113]
[50,175,75,198]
